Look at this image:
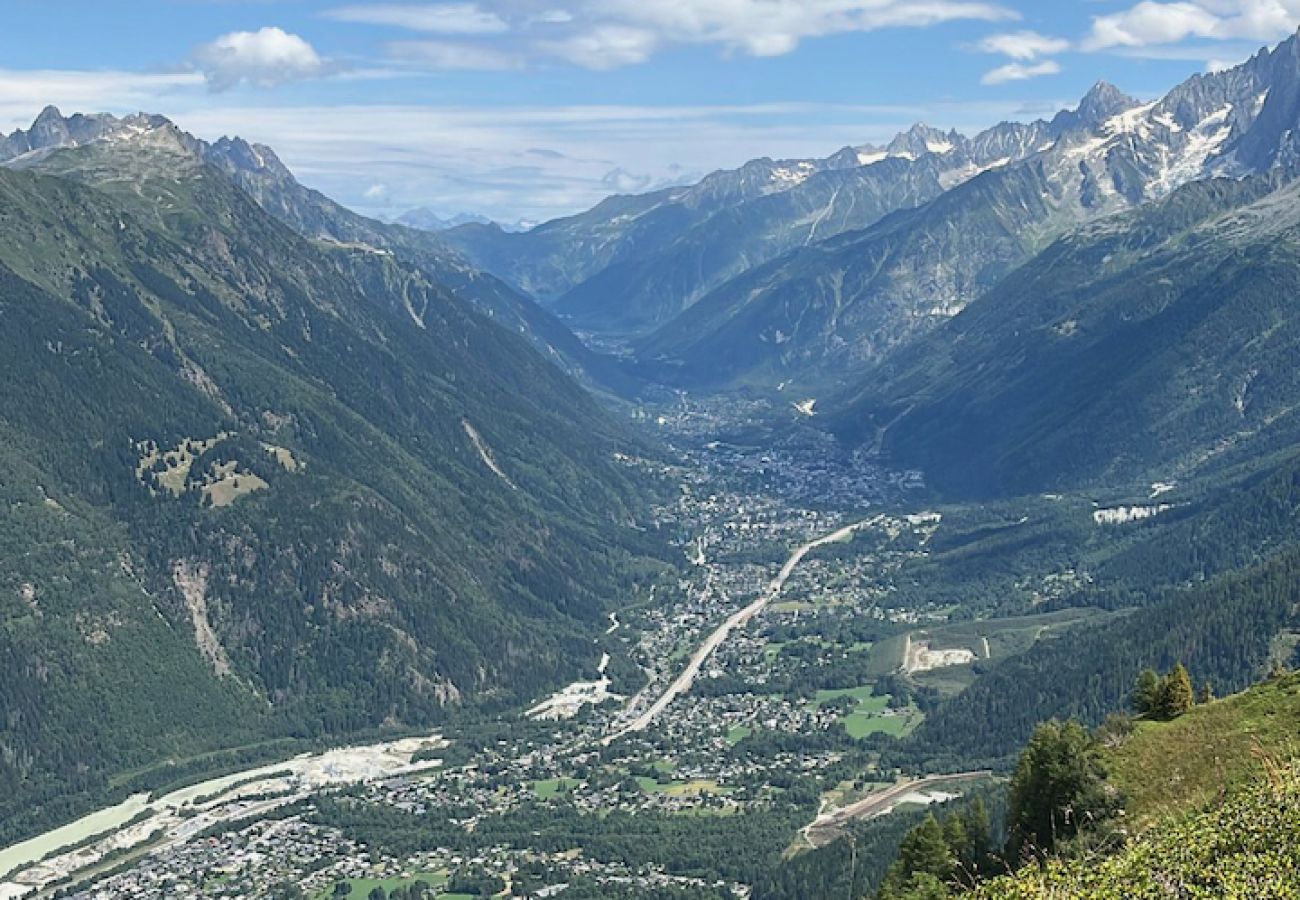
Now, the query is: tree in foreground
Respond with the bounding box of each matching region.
[878,814,954,898]
[1005,720,1118,863]
[878,798,1000,898]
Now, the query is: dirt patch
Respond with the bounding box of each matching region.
[172,560,231,677]
[902,634,976,674]
[462,419,517,490]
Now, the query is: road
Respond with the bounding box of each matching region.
[803,771,994,848]
[604,518,872,744]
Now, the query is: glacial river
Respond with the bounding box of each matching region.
[0,733,445,898]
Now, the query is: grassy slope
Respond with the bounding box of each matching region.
[976,771,1300,898]
[1109,672,1300,829]
[976,675,1300,898]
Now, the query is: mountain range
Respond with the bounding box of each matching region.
[0,106,634,396]
[394,208,534,233]
[444,33,1300,402]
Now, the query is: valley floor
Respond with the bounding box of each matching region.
[0,394,1153,900]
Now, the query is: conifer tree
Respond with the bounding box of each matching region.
[1157,663,1195,719]
[1006,720,1115,862]
[1132,668,1160,716]
[879,814,954,898]
[962,796,995,876]
[943,814,970,871]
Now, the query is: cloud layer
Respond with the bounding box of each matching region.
[1084,1,1300,52]
[325,3,510,35]
[317,1,1020,71]
[975,28,1068,84]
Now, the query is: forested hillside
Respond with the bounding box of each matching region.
[0,130,666,843]
[834,173,1300,496]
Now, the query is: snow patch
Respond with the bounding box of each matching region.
[770,161,816,186]
[1149,104,1234,197]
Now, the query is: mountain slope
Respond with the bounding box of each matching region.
[638,33,1300,389]
[638,156,1064,387]
[448,124,1055,335]
[550,117,1137,336]
[0,131,664,841]
[199,129,642,394]
[441,149,870,304]
[0,108,633,395]
[894,464,1300,771]
[552,153,956,334]
[833,172,1300,497]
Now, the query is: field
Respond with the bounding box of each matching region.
[314,870,449,899]
[809,687,922,739]
[726,725,753,745]
[635,776,734,797]
[533,778,581,799]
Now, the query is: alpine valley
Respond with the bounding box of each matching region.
[7,21,1300,900]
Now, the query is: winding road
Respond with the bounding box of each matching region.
[604,518,873,744]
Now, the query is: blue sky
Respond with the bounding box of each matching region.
[0,0,1296,221]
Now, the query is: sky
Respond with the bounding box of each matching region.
[1,0,1298,223]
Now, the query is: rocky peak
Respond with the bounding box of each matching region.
[0,107,181,164]
[824,146,865,169]
[206,136,293,181]
[887,123,962,159]
[1052,81,1142,135]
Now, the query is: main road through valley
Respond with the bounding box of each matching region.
[604,517,875,744]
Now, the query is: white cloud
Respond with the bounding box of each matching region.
[191,27,331,91]
[533,9,575,25]
[388,40,524,69]
[325,3,510,35]
[601,167,652,193]
[328,0,1021,71]
[363,182,391,202]
[981,59,1061,85]
[565,0,1020,62]
[1084,0,1300,51]
[976,30,1069,59]
[538,25,660,69]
